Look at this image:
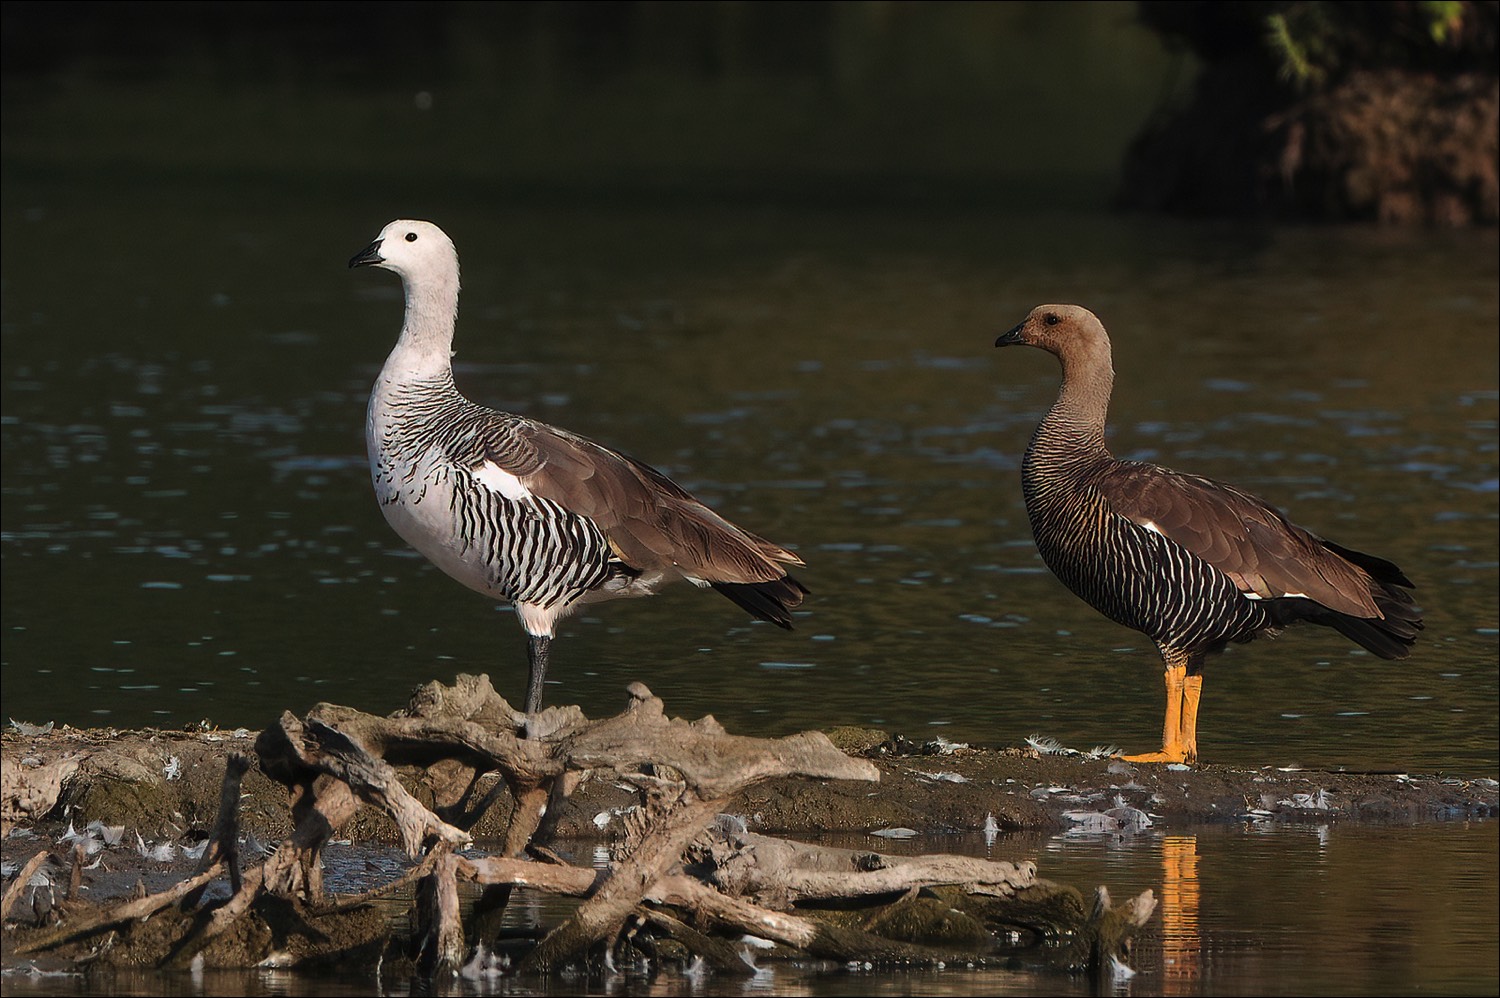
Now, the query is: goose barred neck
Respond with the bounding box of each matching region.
[1024,410,1110,482]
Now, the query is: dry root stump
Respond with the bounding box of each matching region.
[2,674,1154,982]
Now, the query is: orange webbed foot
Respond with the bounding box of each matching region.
[1120,747,1191,765]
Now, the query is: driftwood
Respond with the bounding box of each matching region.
[1,750,86,836]
[1,674,1155,983]
[697,818,1037,904]
[0,851,49,923]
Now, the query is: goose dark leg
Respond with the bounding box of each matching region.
[525,634,550,715]
[1123,650,1191,764]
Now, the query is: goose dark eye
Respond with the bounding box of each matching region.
[1044,313,1060,326]
[405,232,418,242]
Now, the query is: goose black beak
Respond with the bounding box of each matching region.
[995,322,1026,348]
[349,238,385,269]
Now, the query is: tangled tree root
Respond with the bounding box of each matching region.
[3,675,1155,982]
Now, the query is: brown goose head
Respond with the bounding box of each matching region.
[995,304,1114,370]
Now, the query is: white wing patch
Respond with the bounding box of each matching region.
[1116,512,1166,536]
[472,460,533,501]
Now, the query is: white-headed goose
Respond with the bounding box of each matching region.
[351,220,807,714]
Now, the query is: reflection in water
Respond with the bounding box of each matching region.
[1158,835,1201,991]
[0,824,1494,996]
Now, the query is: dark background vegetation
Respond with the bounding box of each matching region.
[4,1,1496,222]
[4,1,1177,210]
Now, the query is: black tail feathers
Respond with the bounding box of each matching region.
[712,575,809,629]
[1317,601,1423,660]
[1321,539,1416,590]
[1310,543,1423,659]
[1276,541,1423,660]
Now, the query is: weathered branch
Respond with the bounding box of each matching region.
[458,855,598,896]
[262,775,357,899]
[11,862,224,956]
[414,849,465,976]
[649,873,819,948]
[304,719,471,856]
[634,906,756,976]
[0,850,50,922]
[648,873,965,964]
[701,825,1037,906]
[522,790,723,973]
[558,682,879,798]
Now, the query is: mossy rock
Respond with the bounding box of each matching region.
[862,891,993,949]
[64,771,172,830]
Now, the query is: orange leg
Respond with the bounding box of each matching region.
[1180,673,1203,765]
[1123,653,1192,764]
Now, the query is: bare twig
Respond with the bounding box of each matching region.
[12,862,224,956]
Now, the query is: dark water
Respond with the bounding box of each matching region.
[3,822,1496,996]
[3,6,1498,994]
[3,198,1495,776]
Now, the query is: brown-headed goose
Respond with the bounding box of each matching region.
[996,304,1420,764]
[351,219,806,714]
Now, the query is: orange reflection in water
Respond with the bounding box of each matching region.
[1159,835,1202,989]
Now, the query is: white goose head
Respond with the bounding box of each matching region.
[349,219,459,283]
[352,219,463,365]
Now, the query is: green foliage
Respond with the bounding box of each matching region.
[1265,7,1334,89]
[1423,0,1466,43]
[1261,0,1478,92]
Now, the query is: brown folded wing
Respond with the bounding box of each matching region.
[467,417,801,585]
[1097,462,1382,618]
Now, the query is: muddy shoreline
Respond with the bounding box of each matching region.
[5,718,1494,861]
[2,700,1494,980]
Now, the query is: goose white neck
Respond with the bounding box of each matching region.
[385,264,462,381]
